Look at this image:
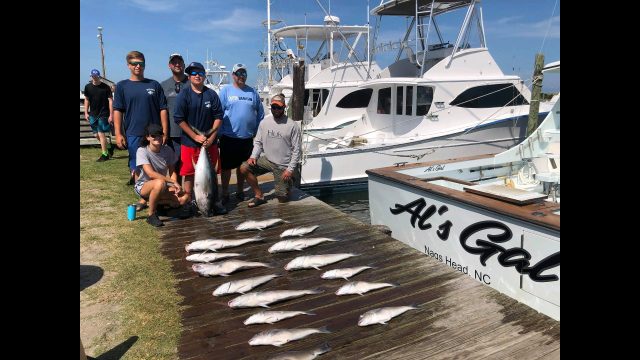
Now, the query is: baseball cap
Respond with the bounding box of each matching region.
[232,63,247,73]
[90,69,101,77]
[145,123,164,137]
[185,61,206,74]
[169,53,183,62]
[271,94,285,107]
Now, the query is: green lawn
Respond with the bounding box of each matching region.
[80,146,182,359]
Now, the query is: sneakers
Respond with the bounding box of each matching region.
[146,213,164,227]
[96,154,109,162]
[235,191,245,201]
[221,193,230,205]
[107,144,115,158]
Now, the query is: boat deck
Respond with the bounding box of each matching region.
[159,192,559,359]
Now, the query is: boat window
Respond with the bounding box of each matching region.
[450,83,529,108]
[377,87,391,114]
[416,86,434,115]
[406,86,413,116]
[305,89,331,116]
[396,87,404,115]
[336,89,373,108]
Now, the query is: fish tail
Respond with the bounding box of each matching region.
[317,326,331,334]
[303,312,316,316]
[310,288,325,294]
[315,342,331,355]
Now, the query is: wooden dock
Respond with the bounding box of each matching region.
[159,192,559,359]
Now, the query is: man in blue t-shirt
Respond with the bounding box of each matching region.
[218,63,265,204]
[113,50,169,186]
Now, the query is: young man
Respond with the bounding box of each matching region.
[160,53,189,185]
[84,69,114,162]
[174,61,227,216]
[240,94,301,208]
[113,50,169,187]
[218,63,265,204]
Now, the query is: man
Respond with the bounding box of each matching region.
[240,94,301,208]
[160,53,189,185]
[218,63,265,204]
[84,69,114,162]
[113,50,169,187]
[175,61,227,216]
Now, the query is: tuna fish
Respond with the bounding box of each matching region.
[192,260,271,277]
[335,281,397,296]
[268,237,338,253]
[228,289,324,308]
[185,237,263,252]
[191,127,226,217]
[357,305,419,326]
[236,218,285,231]
[280,225,319,238]
[268,343,331,360]
[244,310,315,325]
[185,252,243,263]
[213,274,280,296]
[249,327,331,347]
[321,266,374,280]
[285,253,358,271]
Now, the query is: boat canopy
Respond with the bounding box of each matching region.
[371,0,472,17]
[273,25,369,40]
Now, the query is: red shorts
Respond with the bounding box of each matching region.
[180,145,220,176]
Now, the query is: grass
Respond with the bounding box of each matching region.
[80,146,182,359]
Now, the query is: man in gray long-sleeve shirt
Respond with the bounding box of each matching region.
[240,94,301,207]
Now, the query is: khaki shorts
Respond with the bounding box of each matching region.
[244,156,299,197]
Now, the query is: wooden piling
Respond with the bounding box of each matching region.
[526,53,545,137]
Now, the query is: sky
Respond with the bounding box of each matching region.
[80,0,560,92]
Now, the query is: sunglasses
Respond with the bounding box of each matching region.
[234,71,247,77]
[129,61,145,67]
[190,71,205,77]
[271,104,284,110]
[175,82,182,94]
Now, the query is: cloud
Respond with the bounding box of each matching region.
[129,0,178,13]
[489,16,560,39]
[186,8,265,32]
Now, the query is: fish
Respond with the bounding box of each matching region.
[185,237,263,252]
[357,305,419,326]
[335,281,398,296]
[249,327,331,347]
[236,218,285,231]
[185,252,243,263]
[321,266,374,280]
[268,342,331,360]
[213,274,281,296]
[191,127,224,217]
[244,310,315,325]
[268,237,338,253]
[192,260,271,277]
[285,253,358,271]
[228,289,323,308]
[280,225,319,238]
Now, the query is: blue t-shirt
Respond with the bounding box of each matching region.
[113,79,168,136]
[218,85,264,139]
[174,86,224,148]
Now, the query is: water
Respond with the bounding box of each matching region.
[308,186,371,224]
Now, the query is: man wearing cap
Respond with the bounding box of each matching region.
[113,50,169,185]
[175,61,227,216]
[84,69,114,162]
[161,53,189,185]
[218,63,265,204]
[240,94,301,207]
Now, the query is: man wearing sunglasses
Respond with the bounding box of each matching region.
[113,50,169,187]
[240,94,301,208]
[174,61,227,216]
[161,53,190,185]
[218,63,265,204]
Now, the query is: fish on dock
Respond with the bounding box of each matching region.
[249,327,331,347]
[267,342,331,360]
[213,274,280,296]
[285,253,359,271]
[228,289,324,308]
[192,260,271,277]
[236,218,285,231]
[268,237,338,253]
[280,225,319,238]
[335,281,397,296]
[185,252,243,263]
[357,305,419,326]
[185,237,263,252]
[244,310,315,325]
[321,266,374,280]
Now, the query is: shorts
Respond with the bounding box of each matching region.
[126,135,143,171]
[243,156,299,197]
[219,135,253,170]
[134,181,147,199]
[89,115,111,134]
[180,144,220,177]
[167,137,182,174]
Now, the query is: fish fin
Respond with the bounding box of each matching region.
[190,125,204,136]
[204,127,215,136]
[391,282,401,287]
[260,304,270,308]
[342,277,350,281]
[304,312,316,316]
[380,321,388,325]
[313,266,322,270]
[358,292,365,296]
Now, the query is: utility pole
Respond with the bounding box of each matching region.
[526,53,544,137]
[97,26,106,78]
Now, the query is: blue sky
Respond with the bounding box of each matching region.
[80,0,559,92]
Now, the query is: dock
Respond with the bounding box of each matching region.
[158,188,559,359]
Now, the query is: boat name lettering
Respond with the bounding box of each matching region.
[424,246,468,275]
[390,199,452,240]
[423,164,445,172]
[460,221,560,282]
